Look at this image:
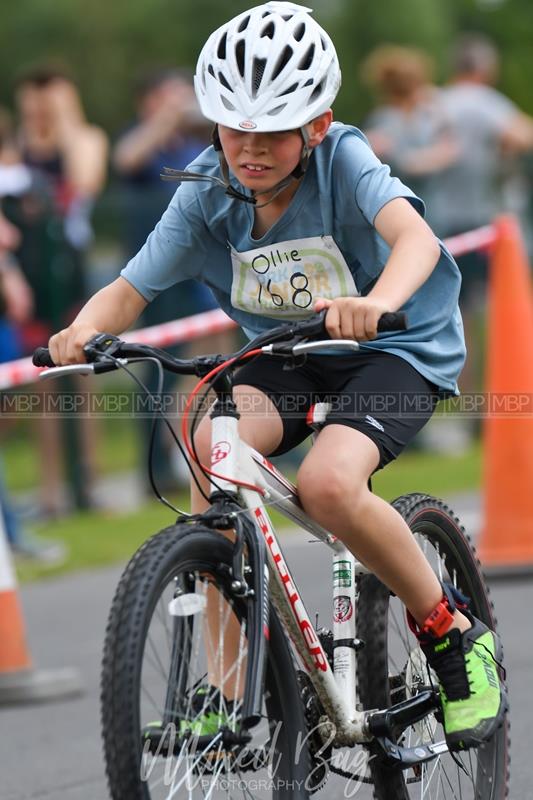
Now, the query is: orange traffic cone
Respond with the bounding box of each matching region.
[478,215,533,574]
[0,525,32,673]
[0,509,83,704]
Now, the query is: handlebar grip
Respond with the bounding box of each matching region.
[295,310,407,338]
[377,312,407,333]
[32,347,56,368]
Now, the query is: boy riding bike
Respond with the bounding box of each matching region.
[49,2,506,752]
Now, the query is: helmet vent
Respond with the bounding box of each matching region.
[221,95,236,111]
[252,58,267,94]
[236,39,246,77]
[293,22,305,42]
[237,15,250,32]
[208,64,216,78]
[310,79,324,102]
[217,33,227,59]
[299,43,315,71]
[261,21,275,39]
[272,45,293,81]
[267,104,287,116]
[279,82,298,96]
[218,72,232,91]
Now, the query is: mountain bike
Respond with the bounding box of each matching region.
[34,311,509,799]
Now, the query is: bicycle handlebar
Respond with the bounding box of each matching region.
[32,310,407,371]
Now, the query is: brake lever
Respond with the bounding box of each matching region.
[38,359,125,381]
[262,339,359,356]
[261,337,303,356]
[39,364,96,380]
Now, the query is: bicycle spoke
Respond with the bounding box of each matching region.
[421,753,440,797]
[146,629,171,680]
[154,595,173,659]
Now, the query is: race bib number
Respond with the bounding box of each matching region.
[230,235,358,319]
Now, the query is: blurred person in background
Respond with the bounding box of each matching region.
[3,65,109,517]
[0,107,33,370]
[440,33,533,242]
[0,109,66,562]
[362,45,459,234]
[113,68,236,493]
[436,34,533,409]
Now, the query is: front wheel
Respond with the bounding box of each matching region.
[356,493,510,800]
[100,523,311,799]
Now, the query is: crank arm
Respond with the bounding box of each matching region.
[366,689,447,768]
[375,735,449,768]
[143,724,252,757]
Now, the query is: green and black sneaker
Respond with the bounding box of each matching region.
[420,612,508,751]
[180,684,237,737]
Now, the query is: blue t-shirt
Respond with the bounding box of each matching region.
[121,123,465,395]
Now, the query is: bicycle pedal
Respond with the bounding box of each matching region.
[366,689,439,740]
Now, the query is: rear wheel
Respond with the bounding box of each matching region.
[356,493,510,799]
[101,523,311,799]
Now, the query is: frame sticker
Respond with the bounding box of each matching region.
[334,595,353,623]
[333,559,352,588]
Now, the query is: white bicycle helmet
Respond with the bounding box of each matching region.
[194,2,341,132]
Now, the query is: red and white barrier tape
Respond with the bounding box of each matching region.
[0,223,500,390]
[443,225,497,259]
[0,308,236,390]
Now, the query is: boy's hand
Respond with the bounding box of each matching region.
[314,296,390,341]
[49,324,99,366]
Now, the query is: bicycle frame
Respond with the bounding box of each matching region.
[37,332,446,763]
[208,408,372,746]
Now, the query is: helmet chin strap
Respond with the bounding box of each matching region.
[161,125,312,209]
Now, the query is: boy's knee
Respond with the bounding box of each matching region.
[297,462,366,518]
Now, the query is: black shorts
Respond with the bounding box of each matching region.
[233,350,439,470]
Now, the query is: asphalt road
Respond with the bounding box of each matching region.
[2,511,532,799]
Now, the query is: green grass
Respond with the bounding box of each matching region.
[13,440,482,584]
[372,440,482,501]
[3,416,138,493]
[14,496,187,584]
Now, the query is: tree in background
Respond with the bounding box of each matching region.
[0,0,250,133]
[1,0,533,134]
[328,0,453,125]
